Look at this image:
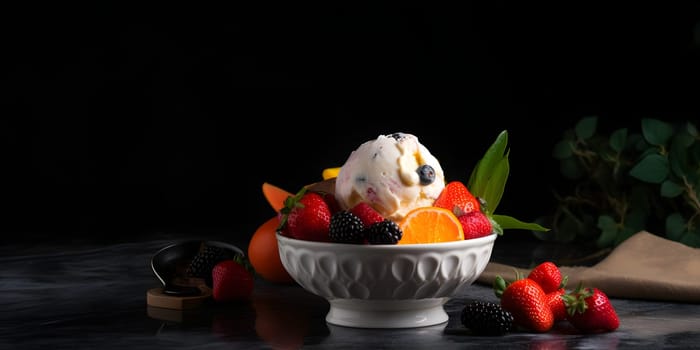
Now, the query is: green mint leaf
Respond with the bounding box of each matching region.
[468,130,550,234]
[641,118,673,146]
[468,130,508,198]
[575,116,598,140]
[481,155,509,214]
[492,214,549,232]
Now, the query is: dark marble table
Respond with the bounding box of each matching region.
[2,232,699,349]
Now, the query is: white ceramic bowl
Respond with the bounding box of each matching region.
[276,233,497,328]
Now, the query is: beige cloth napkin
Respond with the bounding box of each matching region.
[477,231,700,303]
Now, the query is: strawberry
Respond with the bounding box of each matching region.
[457,210,493,239]
[349,202,384,227]
[494,275,554,332]
[546,288,567,322]
[211,255,255,302]
[279,188,332,242]
[563,284,619,333]
[527,261,567,294]
[433,181,481,216]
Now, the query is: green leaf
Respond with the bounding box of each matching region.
[629,154,669,184]
[596,215,618,247]
[278,187,307,230]
[597,215,617,230]
[494,276,507,298]
[680,233,700,248]
[670,134,693,177]
[660,180,684,198]
[627,133,646,151]
[552,139,574,159]
[596,226,617,248]
[492,214,549,232]
[687,121,699,137]
[482,157,509,213]
[674,131,695,149]
[638,147,658,160]
[641,118,674,146]
[683,226,700,247]
[609,128,628,152]
[468,130,508,198]
[468,130,549,234]
[575,116,598,140]
[666,213,686,241]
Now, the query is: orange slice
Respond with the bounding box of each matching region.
[262,182,293,213]
[397,207,465,244]
[322,167,341,180]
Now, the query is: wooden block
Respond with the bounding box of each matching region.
[146,287,212,310]
[146,305,187,323]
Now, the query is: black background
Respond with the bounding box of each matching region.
[4,2,699,244]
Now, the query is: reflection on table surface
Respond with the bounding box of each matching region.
[2,233,700,349]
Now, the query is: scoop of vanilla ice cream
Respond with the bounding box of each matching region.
[334,132,445,221]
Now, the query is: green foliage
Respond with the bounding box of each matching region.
[468,130,549,233]
[542,116,700,248]
[468,130,509,213]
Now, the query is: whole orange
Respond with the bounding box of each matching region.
[248,216,295,284]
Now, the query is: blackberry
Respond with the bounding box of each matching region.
[416,164,436,185]
[186,244,232,287]
[329,211,365,244]
[461,300,514,336]
[366,219,402,244]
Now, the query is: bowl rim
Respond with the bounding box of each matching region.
[276,231,497,251]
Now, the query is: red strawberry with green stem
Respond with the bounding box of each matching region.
[528,261,568,294]
[494,274,554,332]
[434,181,481,216]
[562,283,620,333]
[212,255,255,302]
[279,188,332,242]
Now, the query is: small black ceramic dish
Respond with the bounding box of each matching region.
[147,240,244,310]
